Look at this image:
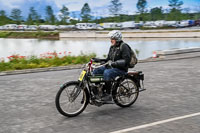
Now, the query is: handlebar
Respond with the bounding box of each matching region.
[93,62,109,69]
[82,59,109,72]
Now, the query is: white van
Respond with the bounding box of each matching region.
[39,25,57,31]
[121,21,135,29]
[58,25,75,30]
[3,24,18,30]
[100,23,122,29]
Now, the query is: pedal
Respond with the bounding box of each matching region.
[139,88,146,92]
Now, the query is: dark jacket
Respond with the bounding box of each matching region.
[106,41,131,72]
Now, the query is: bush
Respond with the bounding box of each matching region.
[13,63,27,70]
[0,53,96,72]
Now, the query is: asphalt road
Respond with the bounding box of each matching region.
[0,57,200,133]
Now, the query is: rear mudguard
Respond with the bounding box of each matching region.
[112,74,141,92]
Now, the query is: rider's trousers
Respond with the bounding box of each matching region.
[93,66,126,81]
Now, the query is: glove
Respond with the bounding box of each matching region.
[108,60,117,67]
[100,60,106,65]
[111,62,117,67]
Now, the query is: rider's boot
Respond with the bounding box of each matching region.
[91,86,98,95]
[101,81,112,101]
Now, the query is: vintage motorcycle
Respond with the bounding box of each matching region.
[55,59,145,117]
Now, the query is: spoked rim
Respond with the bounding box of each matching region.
[115,79,138,106]
[58,84,86,115]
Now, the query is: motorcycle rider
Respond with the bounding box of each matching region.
[92,30,131,101]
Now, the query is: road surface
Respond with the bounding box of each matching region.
[0,57,200,133]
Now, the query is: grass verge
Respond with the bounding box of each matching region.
[0,31,59,39]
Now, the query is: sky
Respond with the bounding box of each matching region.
[0,0,199,19]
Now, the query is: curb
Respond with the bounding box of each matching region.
[0,56,200,76]
[0,64,82,76]
[139,55,200,63]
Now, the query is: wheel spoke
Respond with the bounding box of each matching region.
[55,82,88,117]
[114,79,139,106]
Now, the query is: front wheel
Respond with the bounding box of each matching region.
[55,81,88,117]
[113,78,139,107]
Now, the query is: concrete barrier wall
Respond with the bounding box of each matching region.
[60,30,200,38]
[122,32,200,38]
[156,47,200,55]
[155,47,200,59]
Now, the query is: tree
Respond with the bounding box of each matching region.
[0,10,10,25]
[10,8,22,24]
[137,0,147,14]
[109,0,122,16]
[81,3,92,22]
[168,8,182,20]
[0,10,6,17]
[45,5,56,24]
[27,7,40,25]
[194,4,200,20]
[136,0,147,21]
[168,0,183,10]
[59,5,70,24]
[168,0,183,20]
[150,7,164,21]
[182,8,191,20]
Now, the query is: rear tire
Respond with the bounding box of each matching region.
[55,81,88,117]
[113,78,139,107]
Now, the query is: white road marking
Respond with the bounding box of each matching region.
[110,112,200,133]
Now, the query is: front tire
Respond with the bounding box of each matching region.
[113,78,139,107]
[55,81,88,117]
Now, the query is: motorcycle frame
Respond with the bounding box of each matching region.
[78,59,145,102]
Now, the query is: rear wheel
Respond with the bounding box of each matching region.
[55,81,88,117]
[113,78,139,107]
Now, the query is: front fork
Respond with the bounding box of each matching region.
[70,81,84,102]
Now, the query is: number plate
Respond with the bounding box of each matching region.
[79,70,86,81]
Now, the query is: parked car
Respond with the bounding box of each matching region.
[100,22,122,29]
[75,23,97,30]
[143,25,157,28]
[175,20,190,28]
[17,25,28,30]
[96,24,104,30]
[165,21,178,27]
[135,21,143,29]
[195,20,200,26]
[188,20,195,27]
[26,25,38,31]
[154,20,167,27]
[143,21,157,28]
